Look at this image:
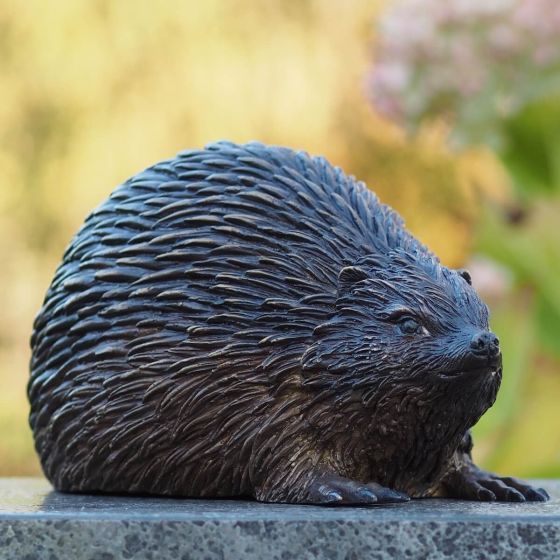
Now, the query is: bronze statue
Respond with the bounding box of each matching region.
[29,142,549,504]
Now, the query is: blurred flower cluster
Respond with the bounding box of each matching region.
[368,0,560,147]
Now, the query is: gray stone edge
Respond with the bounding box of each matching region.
[2,509,560,523]
[2,518,560,560]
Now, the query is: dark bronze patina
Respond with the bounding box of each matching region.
[29,142,549,505]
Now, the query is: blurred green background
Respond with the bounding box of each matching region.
[0,0,558,478]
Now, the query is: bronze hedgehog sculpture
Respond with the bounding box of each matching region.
[29,141,548,505]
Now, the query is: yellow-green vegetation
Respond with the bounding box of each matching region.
[0,1,557,477]
[472,201,560,475]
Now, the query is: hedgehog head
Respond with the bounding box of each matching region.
[301,249,501,415]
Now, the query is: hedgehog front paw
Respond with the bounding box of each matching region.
[444,468,549,502]
[305,474,409,506]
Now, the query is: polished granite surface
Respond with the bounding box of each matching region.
[1,478,559,559]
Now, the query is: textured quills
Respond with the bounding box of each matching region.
[29,142,549,505]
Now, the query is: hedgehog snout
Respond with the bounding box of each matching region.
[464,330,501,370]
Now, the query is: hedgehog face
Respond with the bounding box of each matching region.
[301,251,501,408]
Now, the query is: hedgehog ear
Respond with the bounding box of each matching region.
[457,269,472,285]
[338,266,369,287]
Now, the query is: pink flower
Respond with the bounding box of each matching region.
[368,0,560,146]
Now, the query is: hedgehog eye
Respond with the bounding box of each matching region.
[398,316,423,335]
[385,308,429,336]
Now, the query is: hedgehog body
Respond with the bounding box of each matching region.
[29,142,548,504]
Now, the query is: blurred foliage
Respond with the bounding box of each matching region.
[500,95,560,200]
[0,0,557,479]
[471,89,560,479]
[478,201,560,359]
[472,204,560,476]
[470,115,560,475]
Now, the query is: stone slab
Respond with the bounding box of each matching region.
[0,478,559,559]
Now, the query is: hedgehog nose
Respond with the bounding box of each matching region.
[470,331,500,359]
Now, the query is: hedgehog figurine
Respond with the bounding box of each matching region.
[29,141,548,505]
